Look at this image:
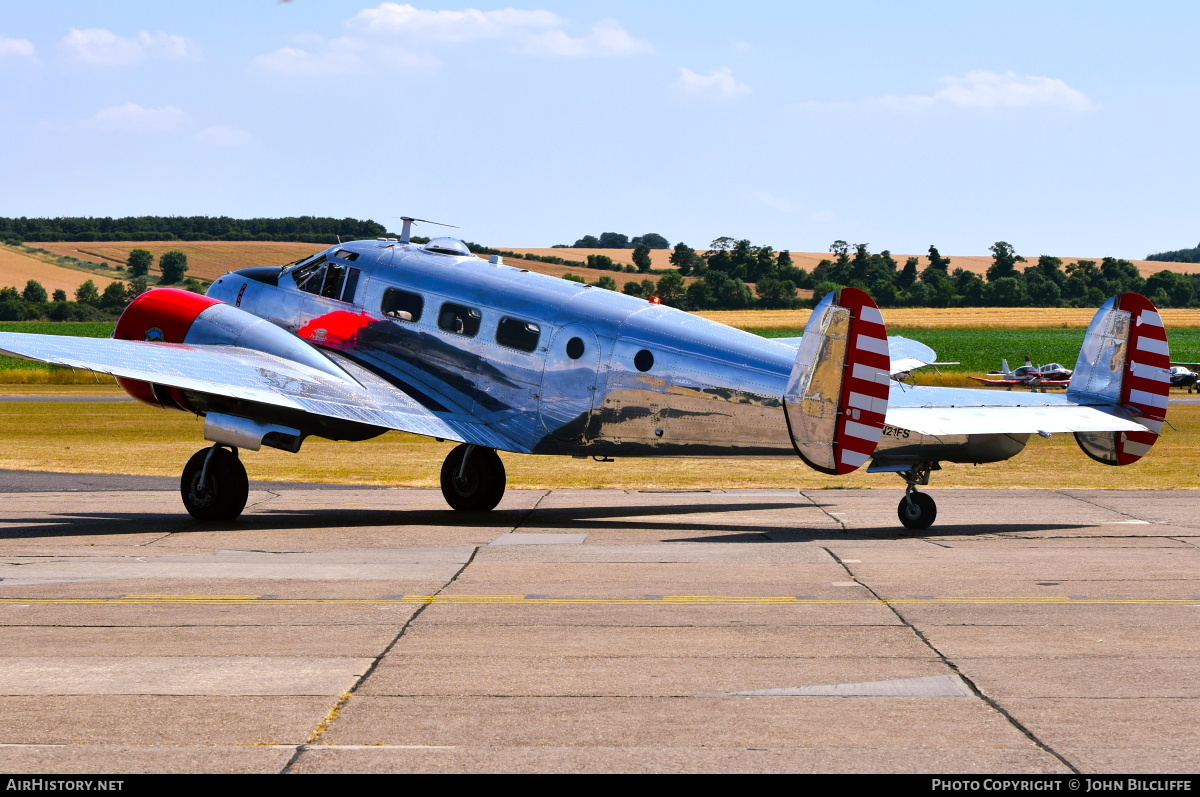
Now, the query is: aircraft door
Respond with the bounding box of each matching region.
[538,324,601,441]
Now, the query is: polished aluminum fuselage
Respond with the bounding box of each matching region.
[206,240,1022,464]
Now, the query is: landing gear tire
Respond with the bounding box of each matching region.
[440,444,506,512]
[898,492,937,531]
[181,446,249,521]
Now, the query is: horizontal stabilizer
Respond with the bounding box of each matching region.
[886,405,1148,437]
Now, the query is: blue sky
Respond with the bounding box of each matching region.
[0,1,1196,258]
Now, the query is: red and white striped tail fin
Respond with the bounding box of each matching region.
[784,287,891,475]
[1068,292,1169,466]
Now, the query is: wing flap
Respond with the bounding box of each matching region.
[886,405,1148,436]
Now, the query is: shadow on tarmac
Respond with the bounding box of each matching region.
[0,500,1101,541]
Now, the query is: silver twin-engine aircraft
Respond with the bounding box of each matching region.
[0,227,1172,530]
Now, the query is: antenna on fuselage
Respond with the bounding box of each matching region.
[396,216,458,244]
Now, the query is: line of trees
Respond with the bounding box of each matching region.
[1147,242,1200,264]
[800,240,1196,309]
[559,232,670,249]
[564,237,1200,311]
[0,275,198,321]
[0,216,389,244]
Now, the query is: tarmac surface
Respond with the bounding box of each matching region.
[0,473,1198,774]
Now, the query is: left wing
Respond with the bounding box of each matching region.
[0,333,521,451]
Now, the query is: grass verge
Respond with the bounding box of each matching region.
[0,400,1196,490]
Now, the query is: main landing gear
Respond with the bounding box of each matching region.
[440,444,506,512]
[181,445,249,521]
[897,461,938,531]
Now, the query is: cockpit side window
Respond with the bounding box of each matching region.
[382,288,423,322]
[292,255,327,294]
[320,263,347,299]
[292,255,359,303]
[496,317,541,352]
[438,302,481,337]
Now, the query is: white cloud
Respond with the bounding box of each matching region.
[348,3,562,41]
[195,125,252,147]
[255,3,649,77]
[678,67,749,98]
[0,37,35,58]
[85,103,189,132]
[60,28,200,66]
[874,70,1094,111]
[521,19,652,57]
[732,40,754,53]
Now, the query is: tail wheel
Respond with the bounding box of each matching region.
[181,447,249,521]
[440,444,506,512]
[898,492,937,531]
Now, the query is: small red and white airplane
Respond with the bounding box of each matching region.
[0,225,1172,531]
[969,357,1073,391]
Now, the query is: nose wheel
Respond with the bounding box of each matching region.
[440,444,506,512]
[181,445,249,521]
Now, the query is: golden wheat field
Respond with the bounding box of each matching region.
[26,241,326,282]
[698,307,1200,330]
[0,396,1196,490]
[777,252,1197,279]
[513,248,1193,280]
[0,247,121,294]
[25,241,663,285]
[20,241,1198,287]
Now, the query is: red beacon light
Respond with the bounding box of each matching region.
[650,296,662,304]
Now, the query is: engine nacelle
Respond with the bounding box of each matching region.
[114,288,347,409]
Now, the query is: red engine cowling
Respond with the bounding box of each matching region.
[113,288,222,409]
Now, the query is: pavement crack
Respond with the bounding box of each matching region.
[507,489,551,534]
[1057,490,1149,524]
[280,544,483,774]
[822,546,1082,775]
[799,491,847,531]
[245,489,283,511]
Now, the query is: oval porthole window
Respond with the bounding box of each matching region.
[566,337,585,360]
[634,349,654,372]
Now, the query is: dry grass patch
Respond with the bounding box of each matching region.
[0,399,1196,491]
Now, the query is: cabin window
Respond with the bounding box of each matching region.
[634,349,655,372]
[496,317,541,352]
[566,337,585,359]
[438,302,481,337]
[334,249,360,262]
[382,288,423,322]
